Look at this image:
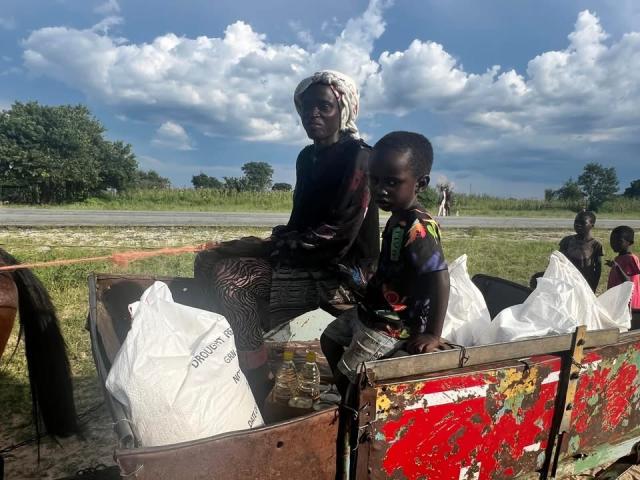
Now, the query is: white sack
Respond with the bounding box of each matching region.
[442,255,492,346]
[106,281,263,447]
[477,251,632,344]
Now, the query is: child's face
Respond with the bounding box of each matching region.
[369,149,427,212]
[610,234,631,253]
[574,215,593,237]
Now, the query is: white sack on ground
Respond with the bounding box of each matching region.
[106,281,263,447]
[477,252,632,344]
[442,254,491,346]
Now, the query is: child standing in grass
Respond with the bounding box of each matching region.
[559,210,603,292]
[321,131,450,395]
[607,226,640,328]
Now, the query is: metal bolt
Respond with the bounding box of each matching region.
[570,372,580,380]
[566,403,573,411]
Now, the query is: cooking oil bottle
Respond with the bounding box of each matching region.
[273,350,298,403]
[296,351,321,401]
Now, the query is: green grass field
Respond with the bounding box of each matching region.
[6,188,640,218]
[0,225,618,477]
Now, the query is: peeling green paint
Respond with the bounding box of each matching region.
[568,435,581,454]
[494,367,539,424]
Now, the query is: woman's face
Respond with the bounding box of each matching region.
[300,84,341,146]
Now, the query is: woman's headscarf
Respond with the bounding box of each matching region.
[294,70,360,138]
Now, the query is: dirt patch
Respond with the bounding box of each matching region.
[1,378,115,479]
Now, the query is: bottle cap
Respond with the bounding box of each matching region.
[305,351,316,362]
[283,350,294,361]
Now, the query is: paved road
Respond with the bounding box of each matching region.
[2,208,639,229]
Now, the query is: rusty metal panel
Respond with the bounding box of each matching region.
[365,329,619,383]
[556,334,640,474]
[115,407,339,480]
[366,355,562,480]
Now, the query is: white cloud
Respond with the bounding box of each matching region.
[0,17,16,30]
[95,0,121,15]
[288,21,314,48]
[20,3,640,188]
[91,16,124,35]
[21,0,388,144]
[151,121,195,150]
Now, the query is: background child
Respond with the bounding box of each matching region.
[607,226,640,328]
[559,210,603,292]
[321,131,450,394]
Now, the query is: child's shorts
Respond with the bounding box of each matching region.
[323,309,404,383]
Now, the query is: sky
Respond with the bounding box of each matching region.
[1,0,639,197]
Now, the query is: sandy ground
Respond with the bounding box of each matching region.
[1,379,115,479]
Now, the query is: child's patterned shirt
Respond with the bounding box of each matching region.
[362,204,447,338]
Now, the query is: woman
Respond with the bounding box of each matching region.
[194,70,379,401]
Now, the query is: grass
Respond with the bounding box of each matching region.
[70,189,294,212]
[4,188,640,218]
[0,225,616,476]
[439,194,640,218]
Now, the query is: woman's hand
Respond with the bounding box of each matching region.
[406,333,448,354]
[337,264,368,300]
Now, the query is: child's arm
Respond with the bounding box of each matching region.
[405,269,450,354]
[591,242,604,291]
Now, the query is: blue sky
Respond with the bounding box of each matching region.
[1,0,639,197]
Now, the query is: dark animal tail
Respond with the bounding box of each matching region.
[0,248,78,437]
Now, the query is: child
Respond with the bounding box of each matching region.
[606,226,640,328]
[320,131,450,394]
[559,210,603,292]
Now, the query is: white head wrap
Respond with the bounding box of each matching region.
[294,70,360,138]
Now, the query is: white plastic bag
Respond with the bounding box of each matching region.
[477,252,632,344]
[106,281,263,447]
[442,255,492,346]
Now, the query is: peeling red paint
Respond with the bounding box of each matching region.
[376,357,560,479]
[367,341,640,479]
[567,344,640,457]
[604,363,637,429]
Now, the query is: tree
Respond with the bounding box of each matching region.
[241,162,274,191]
[223,176,249,192]
[624,179,640,198]
[97,141,138,192]
[135,170,171,189]
[0,101,138,203]
[544,189,555,202]
[554,178,585,202]
[417,186,439,209]
[272,182,292,192]
[577,163,619,211]
[192,173,223,189]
